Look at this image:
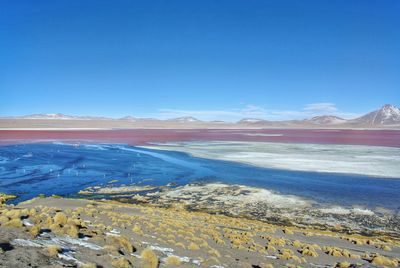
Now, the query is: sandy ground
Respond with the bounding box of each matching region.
[1,197,399,268]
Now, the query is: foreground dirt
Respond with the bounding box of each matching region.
[0,197,399,268]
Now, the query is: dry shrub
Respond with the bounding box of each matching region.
[112,257,131,268]
[4,210,20,219]
[380,244,392,251]
[203,256,220,266]
[75,207,84,214]
[268,237,285,247]
[29,225,41,237]
[165,255,181,266]
[299,246,318,257]
[66,224,79,238]
[175,242,186,249]
[291,240,301,248]
[4,218,23,228]
[111,235,134,253]
[0,215,9,225]
[141,248,158,268]
[45,245,61,257]
[104,245,120,255]
[336,262,351,268]
[28,208,36,216]
[214,236,225,245]
[166,234,175,240]
[43,216,53,228]
[291,255,303,263]
[49,223,62,234]
[20,209,29,217]
[283,228,294,235]
[371,255,398,267]
[54,212,67,225]
[279,249,300,262]
[208,248,221,258]
[188,242,200,250]
[324,246,356,258]
[231,238,242,247]
[366,239,375,245]
[132,225,143,235]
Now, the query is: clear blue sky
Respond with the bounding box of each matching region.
[1,0,399,121]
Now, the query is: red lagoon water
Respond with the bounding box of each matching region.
[0,129,399,147]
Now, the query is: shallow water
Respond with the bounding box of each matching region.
[0,143,399,212]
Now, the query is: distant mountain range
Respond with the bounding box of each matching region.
[15,113,112,121]
[237,104,400,128]
[1,104,399,129]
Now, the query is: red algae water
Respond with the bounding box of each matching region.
[1,129,400,147]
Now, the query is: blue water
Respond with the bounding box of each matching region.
[0,143,399,211]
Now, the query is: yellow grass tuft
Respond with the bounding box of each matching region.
[49,223,62,233]
[165,255,181,266]
[208,248,221,258]
[104,245,120,255]
[141,248,158,268]
[4,218,23,228]
[278,249,293,260]
[188,242,200,250]
[0,215,9,224]
[324,246,352,258]
[54,212,68,225]
[45,245,61,257]
[43,216,53,227]
[111,235,134,253]
[291,255,303,263]
[29,225,41,237]
[132,225,143,235]
[28,208,36,216]
[66,224,79,238]
[336,262,351,268]
[111,257,131,268]
[299,246,318,257]
[175,242,186,249]
[266,245,276,252]
[268,237,286,247]
[283,228,294,235]
[371,255,398,267]
[380,245,392,251]
[292,240,302,248]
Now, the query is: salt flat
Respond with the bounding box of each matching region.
[145,141,400,178]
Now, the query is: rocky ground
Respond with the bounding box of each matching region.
[0,196,399,268]
[80,183,400,237]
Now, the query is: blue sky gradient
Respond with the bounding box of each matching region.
[1,0,399,121]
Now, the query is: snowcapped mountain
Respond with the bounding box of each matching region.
[15,113,110,120]
[21,113,78,120]
[306,115,347,125]
[237,118,269,124]
[349,104,400,126]
[168,116,202,123]
[119,116,136,121]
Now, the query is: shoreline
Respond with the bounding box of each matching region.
[75,182,400,238]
